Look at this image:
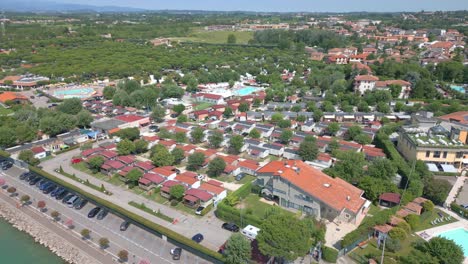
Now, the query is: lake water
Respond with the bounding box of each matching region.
[0,217,65,264]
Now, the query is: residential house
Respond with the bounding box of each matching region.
[354,75,379,95]
[101,160,125,175]
[375,80,412,99]
[305,153,333,170]
[31,146,47,159]
[263,143,284,157]
[174,174,201,189]
[256,160,370,225]
[194,93,225,105]
[283,148,300,160]
[236,160,260,176]
[199,180,227,207]
[152,167,177,181]
[0,91,29,104]
[160,180,184,199]
[183,189,213,208]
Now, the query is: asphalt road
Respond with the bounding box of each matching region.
[1,165,213,264]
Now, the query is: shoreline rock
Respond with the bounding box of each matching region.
[0,200,100,264]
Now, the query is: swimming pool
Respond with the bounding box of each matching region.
[53,88,95,99]
[234,86,259,96]
[450,85,466,93]
[438,228,468,256]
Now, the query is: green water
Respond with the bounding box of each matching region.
[0,217,65,264]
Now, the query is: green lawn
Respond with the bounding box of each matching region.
[142,189,170,204]
[216,174,255,184]
[194,102,213,111]
[0,106,13,116]
[72,162,108,180]
[241,193,294,219]
[414,209,457,232]
[176,30,254,44]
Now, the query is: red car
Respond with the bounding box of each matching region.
[71,158,83,164]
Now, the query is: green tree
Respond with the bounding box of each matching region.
[271,112,284,124]
[405,214,420,230]
[88,156,105,173]
[18,150,40,166]
[208,130,224,149]
[257,214,312,261]
[223,107,233,117]
[347,125,363,141]
[126,168,143,186]
[238,102,249,112]
[227,34,237,44]
[367,158,397,180]
[207,157,226,177]
[358,176,398,202]
[170,184,185,200]
[177,114,188,123]
[103,86,116,100]
[354,134,371,145]
[313,109,323,122]
[280,130,293,144]
[326,151,365,182]
[422,200,435,212]
[115,127,140,141]
[327,122,340,136]
[422,237,464,264]
[298,140,319,161]
[423,178,452,205]
[229,135,244,154]
[151,104,166,123]
[172,104,186,115]
[224,233,251,264]
[190,127,205,144]
[174,131,187,143]
[57,98,82,115]
[376,102,391,114]
[277,119,292,128]
[249,128,261,139]
[75,110,93,128]
[134,139,148,154]
[0,127,17,148]
[150,144,175,167]
[171,148,185,164]
[117,139,136,155]
[389,227,407,241]
[328,138,339,153]
[187,152,206,171]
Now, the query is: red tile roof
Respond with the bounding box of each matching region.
[99,150,118,159]
[0,91,29,103]
[151,167,174,177]
[142,173,165,184]
[257,160,366,213]
[116,155,136,165]
[174,174,199,186]
[438,111,468,125]
[114,114,145,123]
[379,193,401,204]
[354,75,379,82]
[101,160,125,170]
[82,147,103,157]
[185,188,213,202]
[31,146,46,154]
[179,171,197,178]
[135,161,155,171]
[199,182,225,195]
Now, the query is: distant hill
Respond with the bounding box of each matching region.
[2,0,146,13]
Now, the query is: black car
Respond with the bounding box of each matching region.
[222,222,240,232]
[26,174,37,183]
[50,187,64,197]
[235,173,246,181]
[74,199,88,210]
[1,161,12,170]
[29,177,42,186]
[36,178,48,188]
[149,125,160,132]
[171,247,182,260]
[88,207,101,218]
[19,172,31,180]
[43,184,56,194]
[191,233,204,243]
[120,221,130,231]
[96,209,108,220]
[56,190,69,200]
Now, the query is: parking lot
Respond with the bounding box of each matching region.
[1,165,213,264]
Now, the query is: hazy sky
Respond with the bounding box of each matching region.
[57,0,468,12]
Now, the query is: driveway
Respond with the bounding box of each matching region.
[40,148,232,252]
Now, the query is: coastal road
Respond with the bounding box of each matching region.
[1,166,213,264]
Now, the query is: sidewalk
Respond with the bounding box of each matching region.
[445,176,467,206]
[41,149,231,250]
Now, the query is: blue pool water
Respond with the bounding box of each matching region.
[234,86,259,96]
[438,228,468,256]
[450,85,465,93]
[54,88,94,98]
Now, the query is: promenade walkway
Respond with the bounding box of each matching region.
[445,176,467,207]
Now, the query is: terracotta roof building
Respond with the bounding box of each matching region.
[256,160,370,225]
[0,91,29,104]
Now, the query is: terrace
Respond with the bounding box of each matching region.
[405,132,466,149]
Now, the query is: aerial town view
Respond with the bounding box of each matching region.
[0,0,468,263]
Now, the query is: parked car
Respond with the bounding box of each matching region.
[1,161,12,170]
[29,177,42,186]
[43,184,57,194]
[26,174,37,183]
[120,221,130,231]
[51,187,65,197]
[66,196,79,208]
[222,222,240,232]
[96,209,108,220]
[36,178,48,188]
[170,247,182,260]
[235,173,246,181]
[19,172,31,180]
[88,207,101,218]
[195,206,205,215]
[71,158,83,164]
[462,204,468,209]
[62,193,75,203]
[39,181,53,191]
[149,125,160,132]
[56,190,69,200]
[74,199,88,210]
[191,233,204,243]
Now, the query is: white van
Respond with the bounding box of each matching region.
[66,196,79,208]
[241,225,260,240]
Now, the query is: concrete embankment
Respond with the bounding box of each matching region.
[0,199,100,264]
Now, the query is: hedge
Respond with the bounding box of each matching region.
[451,203,468,219]
[232,181,252,199]
[322,246,338,263]
[0,150,11,158]
[54,145,80,155]
[201,203,214,216]
[28,166,224,263]
[215,201,263,228]
[58,169,112,195]
[128,201,174,222]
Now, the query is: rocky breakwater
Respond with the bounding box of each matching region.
[0,201,100,264]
